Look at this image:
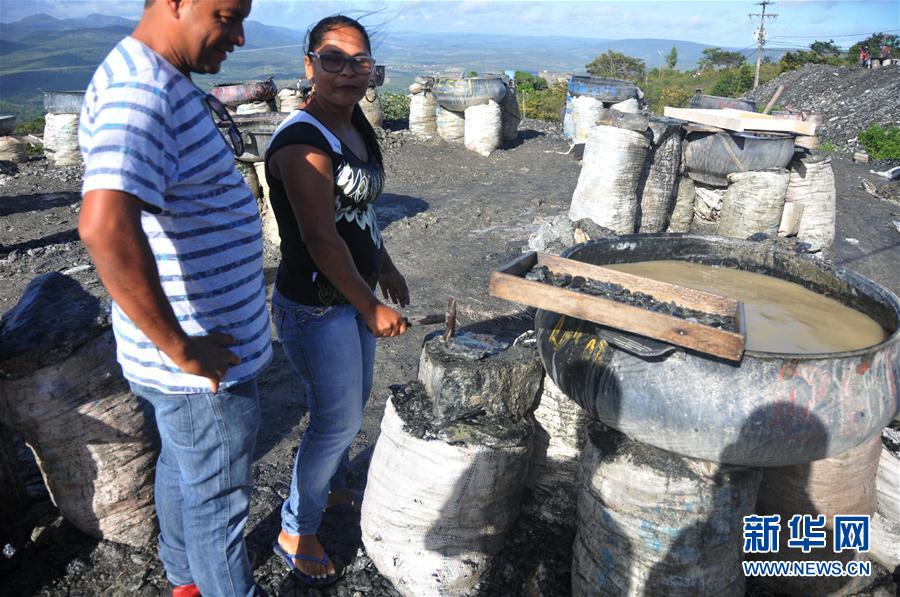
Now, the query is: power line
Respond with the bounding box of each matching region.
[772,29,899,40]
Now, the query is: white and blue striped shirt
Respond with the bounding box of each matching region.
[80,36,271,394]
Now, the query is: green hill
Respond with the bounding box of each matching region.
[0,14,778,121]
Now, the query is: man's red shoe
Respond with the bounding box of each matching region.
[169,583,201,597]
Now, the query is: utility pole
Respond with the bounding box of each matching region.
[750,0,778,89]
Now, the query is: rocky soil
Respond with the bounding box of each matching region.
[744,63,900,154]
[1,114,899,596]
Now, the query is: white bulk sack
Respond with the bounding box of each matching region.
[784,155,836,250]
[276,89,304,112]
[610,97,640,113]
[0,136,27,162]
[572,95,603,144]
[667,176,696,233]
[52,114,81,166]
[464,100,502,157]
[568,124,650,234]
[43,112,57,154]
[409,91,437,138]
[574,423,760,597]
[359,89,383,129]
[524,375,588,526]
[638,130,682,233]
[235,101,271,114]
[252,161,280,248]
[0,331,157,548]
[436,106,465,144]
[361,399,531,597]
[499,87,520,143]
[716,169,789,239]
[693,183,725,223]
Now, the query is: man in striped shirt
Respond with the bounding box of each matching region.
[78,1,269,595]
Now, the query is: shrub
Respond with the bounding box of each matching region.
[14,116,45,136]
[517,81,566,123]
[818,142,835,152]
[857,123,900,160]
[380,92,410,120]
[709,64,754,97]
[658,86,693,109]
[25,143,43,158]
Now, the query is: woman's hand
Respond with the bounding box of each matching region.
[365,303,409,337]
[378,265,410,308]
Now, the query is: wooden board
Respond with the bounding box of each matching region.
[664,107,817,136]
[489,252,746,361]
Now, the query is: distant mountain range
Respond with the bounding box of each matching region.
[0,13,792,119]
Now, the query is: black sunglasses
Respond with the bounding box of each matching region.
[205,94,244,157]
[307,51,375,75]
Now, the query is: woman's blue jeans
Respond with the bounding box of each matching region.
[130,380,260,597]
[271,289,375,535]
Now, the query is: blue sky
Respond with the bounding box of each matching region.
[1,0,897,48]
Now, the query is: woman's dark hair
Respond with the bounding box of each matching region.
[306,15,382,166]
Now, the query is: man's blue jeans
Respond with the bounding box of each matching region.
[130,379,260,597]
[271,289,375,536]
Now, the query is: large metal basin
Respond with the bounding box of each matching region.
[228,112,289,162]
[689,93,756,112]
[42,90,86,114]
[567,76,640,102]
[211,78,276,107]
[683,130,795,187]
[0,115,16,136]
[432,77,507,112]
[535,235,900,467]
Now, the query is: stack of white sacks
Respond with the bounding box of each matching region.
[569,109,836,249]
[407,76,520,157]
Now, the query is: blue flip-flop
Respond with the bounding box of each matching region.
[272,542,341,587]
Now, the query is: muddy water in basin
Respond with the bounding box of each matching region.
[606,260,888,354]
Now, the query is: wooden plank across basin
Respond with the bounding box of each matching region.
[489,251,746,361]
[664,107,817,136]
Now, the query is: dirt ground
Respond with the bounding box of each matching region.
[1,119,898,596]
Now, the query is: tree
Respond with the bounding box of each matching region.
[466,70,478,77]
[809,40,841,57]
[699,47,746,70]
[666,46,678,70]
[710,63,755,97]
[779,40,844,72]
[514,71,547,92]
[585,50,646,81]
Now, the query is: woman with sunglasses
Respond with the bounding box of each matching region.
[263,15,409,586]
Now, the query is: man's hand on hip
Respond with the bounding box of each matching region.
[173,333,240,393]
